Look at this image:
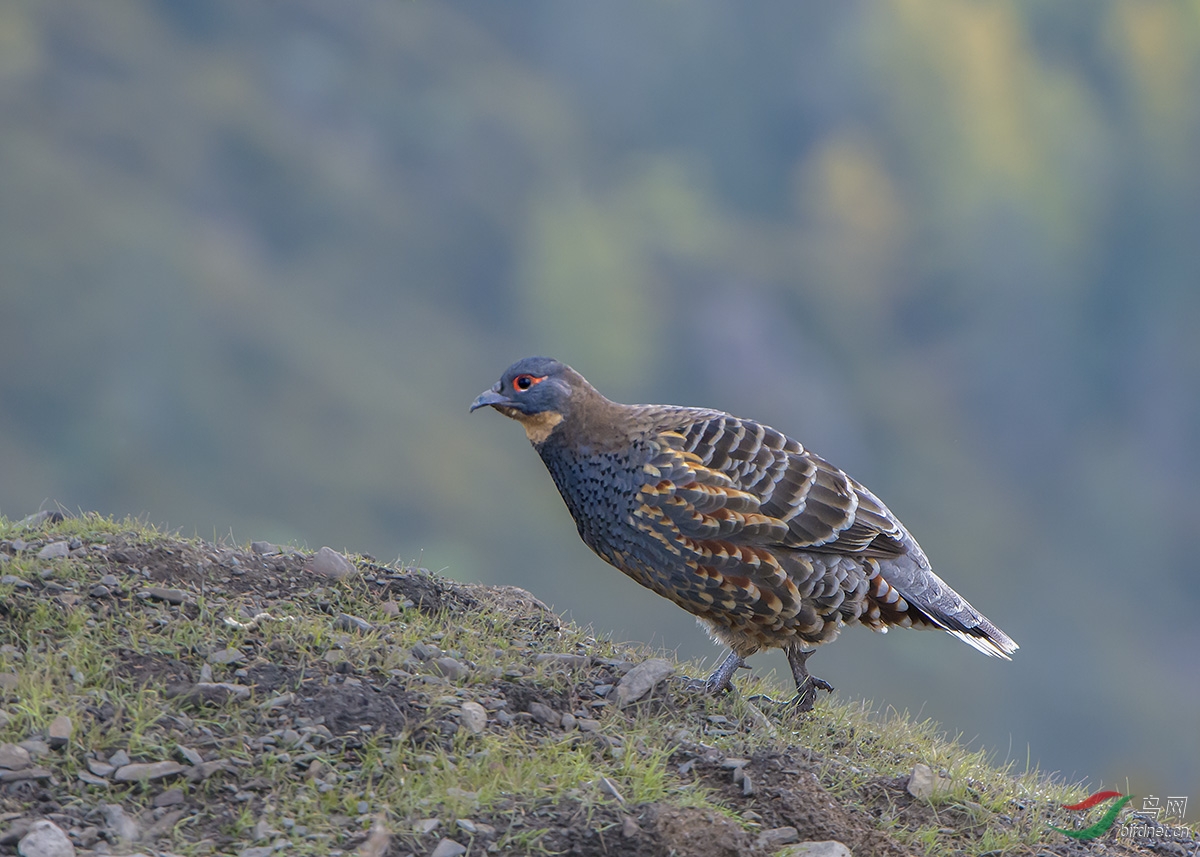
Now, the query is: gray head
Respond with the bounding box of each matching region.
[470,356,590,443]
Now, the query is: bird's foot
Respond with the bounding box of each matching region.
[678,650,747,696]
[784,645,834,712]
[789,675,835,713]
[747,675,833,712]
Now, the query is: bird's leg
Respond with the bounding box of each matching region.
[703,649,747,695]
[786,645,834,712]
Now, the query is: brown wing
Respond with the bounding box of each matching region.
[667,412,913,559]
[627,410,1017,657]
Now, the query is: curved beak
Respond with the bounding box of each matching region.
[470,386,512,412]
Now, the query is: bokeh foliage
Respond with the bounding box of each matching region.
[1,0,1197,804]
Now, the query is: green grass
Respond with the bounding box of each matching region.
[0,513,1136,855]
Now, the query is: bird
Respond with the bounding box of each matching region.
[471,356,1017,710]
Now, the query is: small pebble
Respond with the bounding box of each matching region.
[102,803,140,844]
[139,587,188,605]
[0,743,32,770]
[207,648,244,666]
[154,788,185,807]
[614,658,674,707]
[429,838,467,857]
[17,819,75,857]
[19,740,50,757]
[47,715,73,748]
[432,657,468,682]
[86,758,115,777]
[334,613,373,633]
[756,827,800,849]
[36,542,70,560]
[599,776,626,804]
[460,701,487,734]
[177,745,205,766]
[113,760,185,782]
[304,547,356,580]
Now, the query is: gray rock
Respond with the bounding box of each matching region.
[17,740,49,757]
[431,657,468,682]
[36,542,69,560]
[756,827,800,849]
[89,585,111,598]
[100,574,120,587]
[614,658,675,707]
[0,767,51,783]
[86,758,115,777]
[598,776,626,804]
[534,653,592,669]
[108,749,131,767]
[411,642,440,661]
[187,759,229,781]
[47,715,73,748]
[154,788,185,807]
[527,702,560,727]
[304,546,355,580]
[429,838,467,857]
[779,841,854,857]
[621,816,641,838]
[17,819,75,857]
[333,613,373,633]
[238,847,274,857]
[102,803,140,844]
[113,760,186,782]
[17,510,66,529]
[0,743,32,770]
[560,712,577,731]
[77,770,109,786]
[207,648,244,666]
[177,745,204,766]
[459,702,487,734]
[413,818,440,835]
[192,682,251,703]
[906,762,949,800]
[141,808,186,841]
[250,541,278,556]
[139,587,188,605]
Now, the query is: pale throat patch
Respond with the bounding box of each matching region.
[514,410,564,444]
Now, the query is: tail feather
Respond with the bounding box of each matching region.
[878,554,1018,659]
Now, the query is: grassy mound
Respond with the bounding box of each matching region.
[0,513,1183,856]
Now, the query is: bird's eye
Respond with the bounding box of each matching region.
[513,374,544,392]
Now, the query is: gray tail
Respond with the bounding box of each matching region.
[882,556,1019,659]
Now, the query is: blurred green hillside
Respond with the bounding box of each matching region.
[1,0,1197,807]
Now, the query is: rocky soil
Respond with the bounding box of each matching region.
[0,513,1193,857]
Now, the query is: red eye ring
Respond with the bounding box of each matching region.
[513,374,546,392]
